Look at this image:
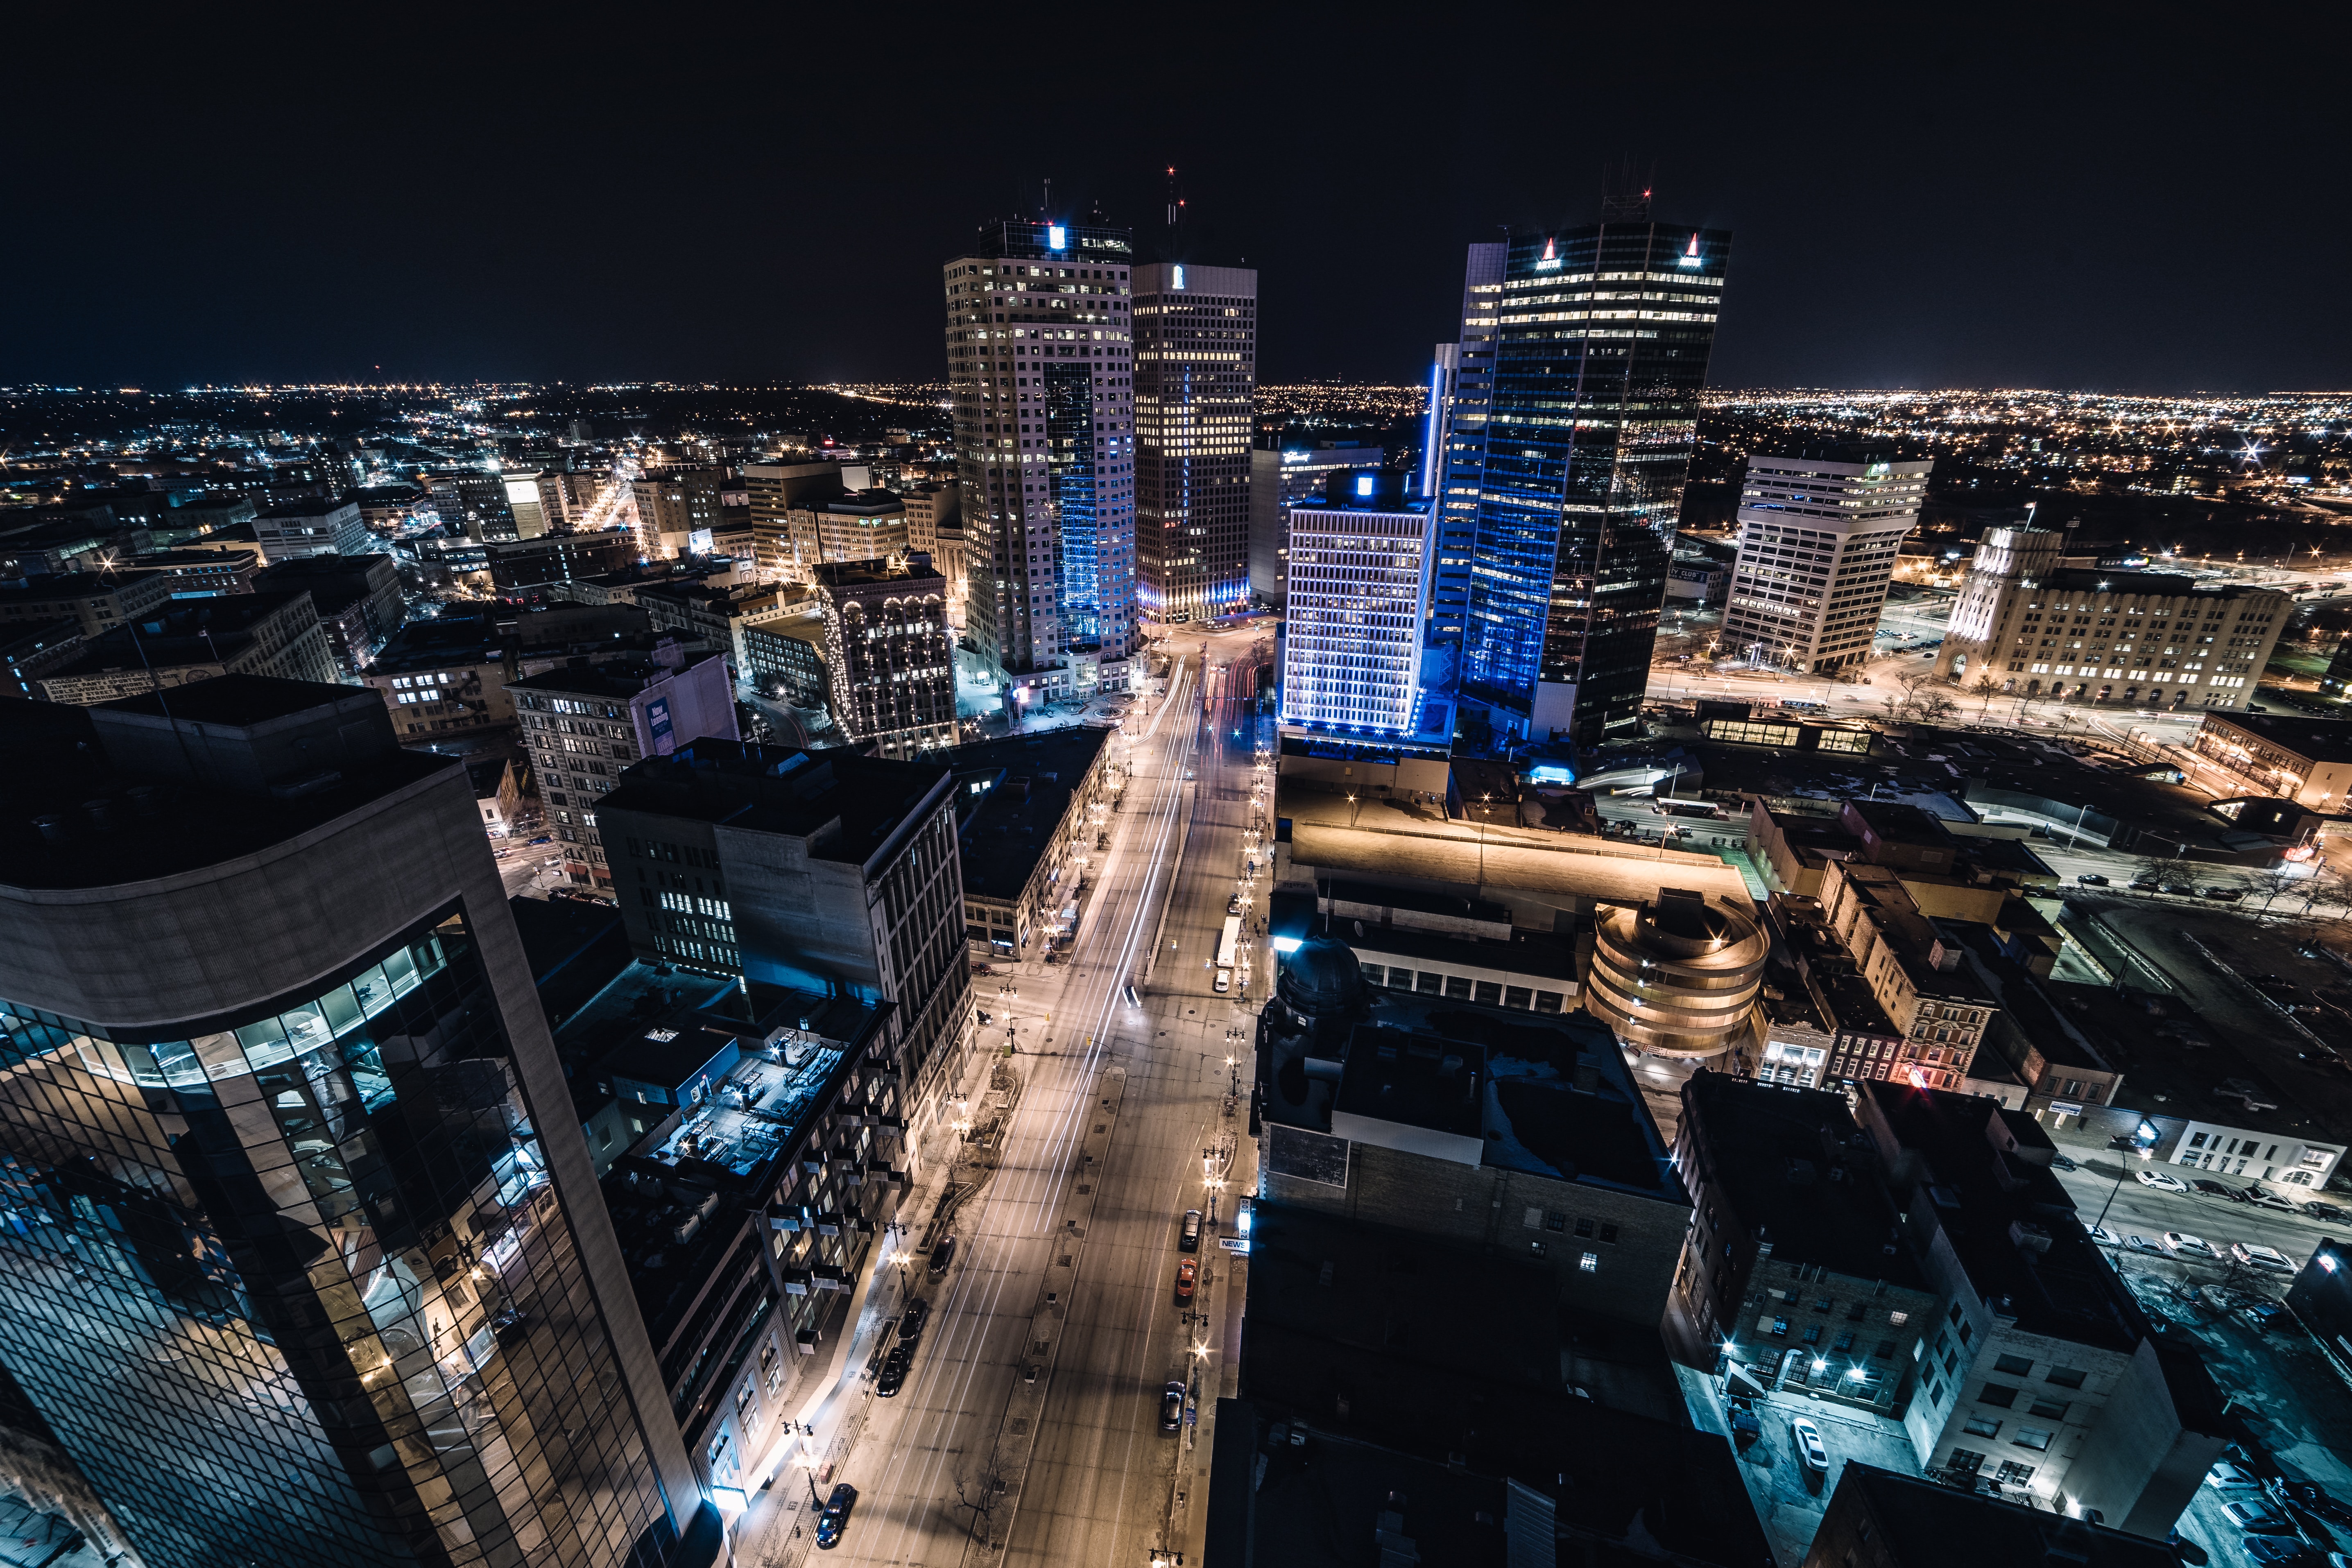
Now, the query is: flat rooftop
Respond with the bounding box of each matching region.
[507,647,721,699]
[2207,709,2352,765]
[601,738,951,866]
[949,726,1110,901]
[1683,1074,1930,1291]
[1825,1464,2184,1567]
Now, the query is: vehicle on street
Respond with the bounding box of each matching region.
[1789,1416,1829,1474]
[929,1235,956,1276]
[1227,894,1242,916]
[1179,1210,1202,1252]
[2209,1461,2262,1489]
[2193,1179,2244,1199]
[1160,1381,1186,1432]
[2087,1226,2122,1247]
[1175,1259,1197,1301]
[2163,882,2197,896]
[2271,1477,2352,1528]
[1213,969,1231,995]
[2162,1232,2221,1259]
[2243,1188,2300,1213]
[899,1298,930,1342]
[2051,1153,2078,1172]
[2125,1233,2164,1256]
[2233,1242,2298,1274]
[1124,984,1142,1009]
[2237,1535,2316,1565]
[2221,1498,2294,1534]
[2076,873,2111,886]
[2203,887,2245,902]
[2130,878,2163,892]
[815,1483,858,1550]
[877,1346,910,1397]
[527,835,552,846]
[2306,1203,2350,1223]
[2138,1170,2191,1192]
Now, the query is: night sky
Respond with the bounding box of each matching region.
[9,14,2346,393]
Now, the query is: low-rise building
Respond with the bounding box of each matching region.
[740,612,829,708]
[1803,1463,2184,1568]
[1286,880,1580,1014]
[510,643,737,894]
[468,755,526,835]
[129,547,261,596]
[0,569,173,639]
[1584,887,1769,1059]
[2191,709,2352,811]
[34,591,337,704]
[1817,861,2000,1086]
[812,554,955,758]
[1667,1075,1939,1414]
[488,529,639,597]
[950,726,1116,957]
[253,495,372,560]
[253,552,404,672]
[1855,1082,2230,1532]
[0,619,84,699]
[1256,937,1691,1326]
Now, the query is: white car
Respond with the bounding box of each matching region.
[2207,1460,2261,1489]
[1789,1416,1829,1474]
[2232,1242,2298,1275]
[2086,1226,2122,1248]
[2221,1497,2293,1534]
[2161,1232,2220,1260]
[2137,1170,2191,1192]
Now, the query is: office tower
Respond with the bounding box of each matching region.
[812,554,956,757]
[1247,443,1377,609]
[426,471,518,544]
[502,474,551,539]
[1132,261,1255,624]
[0,678,699,1568]
[1279,470,1433,735]
[633,466,727,559]
[741,460,845,580]
[1932,526,2290,709]
[813,490,909,562]
[901,480,966,628]
[1457,213,1729,742]
[510,642,738,894]
[255,495,373,561]
[1426,244,1506,648]
[943,219,1137,711]
[1719,448,1931,674]
[597,738,973,1115]
[1419,343,1461,499]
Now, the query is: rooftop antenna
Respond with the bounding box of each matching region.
[1600,158,1655,224]
[1042,176,1052,217]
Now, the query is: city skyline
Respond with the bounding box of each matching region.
[6,20,2345,393]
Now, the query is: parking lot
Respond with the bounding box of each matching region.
[1675,1364,1924,1568]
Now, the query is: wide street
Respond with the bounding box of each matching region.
[738,622,1270,1568]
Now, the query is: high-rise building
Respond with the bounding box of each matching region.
[1418,342,1461,499]
[1720,448,1931,674]
[510,643,738,894]
[1247,443,1377,609]
[1932,526,2290,710]
[1456,214,1729,742]
[255,495,374,561]
[812,554,956,758]
[1426,243,1506,649]
[1278,470,1434,735]
[595,738,974,1135]
[742,460,848,581]
[1133,260,1256,624]
[631,466,727,559]
[425,471,518,544]
[942,219,1138,709]
[0,678,702,1568]
[501,474,551,539]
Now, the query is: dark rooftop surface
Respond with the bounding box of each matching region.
[948,726,1110,900]
[0,679,452,892]
[2208,709,2352,765]
[601,738,950,866]
[46,591,314,677]
[1239,1204,1768,1567]
[506,646,720,699]
[811,557,942,589]
[2044,976,2333,1142]
[1858,1082,2151,1353]
[1822,1464,2182,1567]
[1681,1074,1930,1291]
[0,569,161,601]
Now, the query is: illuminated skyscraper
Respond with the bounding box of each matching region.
[0,678,703,1568]
[1721,448,1930,674]
[1279,470,1434,735]
[1457,212,1729,742]
[1424,242,1506,649]
[942,219,1138,711]
[1132,261,1256,623]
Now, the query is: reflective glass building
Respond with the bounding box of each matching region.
[1455,217,1729,742]
[0,680,702,1568]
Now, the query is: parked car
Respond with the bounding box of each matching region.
[2209,1460,2263,1489]
[2087,1226,2123,1248]
[877,1346,910,1398]
[899,1297,930,1343]
[2243,1188,2300,1213]
[815,1483,858,1550]
[929,1235,956,1276]
[2130,878,2163,891]
[2076,873,2111,887]
[1179,1210,1202,1252]
[2305,1202,2350,1223]
[2162,1231,2221,1260]
[527,835,553,846]
[2221,1498,2295,1534]
[2162,882,2198,896]
[2125,1233,2165,1256]
[1160,1381,1187,1432]
[2138,1170,2191,1192]
[2270,1477,2352,1528]
[2203,887,2247,902]
[1175,1259,1197,1301]
[2233,1242,2299,1275]
[2239,1536,2319,1565]
[2193,1179,2244,1199]
[2051,1153,2078,1172]
[1789,1416,1830,1474]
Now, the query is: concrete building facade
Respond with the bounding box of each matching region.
[1720,449,1930,674]
[812,554,955,758]
[1247,443,1376,609]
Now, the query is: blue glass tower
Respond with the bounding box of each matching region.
[1456,215,1730,742]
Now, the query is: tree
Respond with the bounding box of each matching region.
[953,1438,1014,1548]
[2245,868,2298,918]
[2133,854,2177,889]
[1969,673,2004,722]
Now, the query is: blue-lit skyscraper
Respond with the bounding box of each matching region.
[1133,261,1256,623]
[1424,243,1506,649]
[1456,211,1729,742]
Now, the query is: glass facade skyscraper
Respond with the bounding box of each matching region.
[0,680,699,1568]
[1455,219,1729,742]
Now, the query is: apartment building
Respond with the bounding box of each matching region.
[253,495,373,561]
[0,568,173,638]
[1720,449,1929,674]
[36,591,337,704]
[812,554,955,758]
[1816,860,1998,1086]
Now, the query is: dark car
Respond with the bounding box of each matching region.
[877,1346,910,1397]
[2304,1202,2350,1223]
[815,1483,857,1548]
[1227,894,1242,916]
[929,1235,956,1276]
[2191,1179,2243,1200]
[1160,1381,1187,1432]
[1179,1210,1202,1252]
[527,835,553,846]
[2162,883,2198,896]
[2239,1534,2316,1565]
[2130,878,2162,892]
[2202,887,2246,903]
[2270,1477,2352,1527]
[2076,873,2111,887]
[2049,1152,2078,1172]
[899,1297,930,1343]
[1175,1259,1197,1301]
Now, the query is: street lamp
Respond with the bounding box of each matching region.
[1478,792,1492,887]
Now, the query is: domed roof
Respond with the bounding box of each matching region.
[1277,934,1365,1018]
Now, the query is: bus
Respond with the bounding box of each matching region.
[1650,797,1725,820]
[1214,916,1242,993]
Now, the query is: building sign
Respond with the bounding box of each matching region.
[1535,236,1562,272]
[646,695,676,756]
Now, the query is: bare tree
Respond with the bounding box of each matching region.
[1969,673,2003,722]
[2245,868,2298,918]
[2296,864,2347,920]
[2133,854,2177,889]
[953,1438,1014,1548]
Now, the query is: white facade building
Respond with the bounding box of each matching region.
[1279,476,1433,735]
[1722,450,1931,674]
